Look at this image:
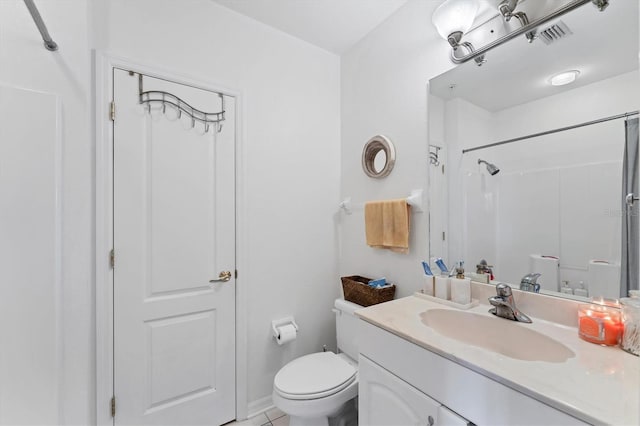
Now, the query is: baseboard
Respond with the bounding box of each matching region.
[247,395,274,419]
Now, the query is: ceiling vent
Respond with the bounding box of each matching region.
[538,21,573,45]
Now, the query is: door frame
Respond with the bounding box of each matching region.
[94,51,248,426]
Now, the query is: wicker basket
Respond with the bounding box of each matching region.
[341,275,396,307]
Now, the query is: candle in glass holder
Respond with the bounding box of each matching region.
[578,304,623,346]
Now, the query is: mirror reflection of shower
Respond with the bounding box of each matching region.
[478,159,500,175]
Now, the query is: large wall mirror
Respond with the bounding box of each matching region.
[428,0,639,301]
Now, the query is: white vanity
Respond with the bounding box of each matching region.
[355,292,639,425]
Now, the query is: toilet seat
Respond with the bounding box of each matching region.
[274,352,356,400]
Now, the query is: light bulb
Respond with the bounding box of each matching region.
[549,70,580,86]
[432,0,479,40]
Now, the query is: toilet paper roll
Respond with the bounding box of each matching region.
[276,324,297,345]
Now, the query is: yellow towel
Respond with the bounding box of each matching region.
[364,199,411,254]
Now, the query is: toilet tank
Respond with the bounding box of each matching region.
[334,299,362,361]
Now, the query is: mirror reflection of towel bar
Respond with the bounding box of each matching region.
[339,189,423,215]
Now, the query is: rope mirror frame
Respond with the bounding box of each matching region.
[362,135,396,178]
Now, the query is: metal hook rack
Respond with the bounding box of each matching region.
[138,75,225,133]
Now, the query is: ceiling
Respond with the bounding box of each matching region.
[430,0,639,111]
[212,0,408,54]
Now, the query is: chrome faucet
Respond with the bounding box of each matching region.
[489,283,532,323]
[520,273,541,293]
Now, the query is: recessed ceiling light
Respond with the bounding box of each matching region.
[549,70,580,86]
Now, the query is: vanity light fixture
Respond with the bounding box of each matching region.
[432,0,611,66]
[549,70,580,86]
[431,0,486,66]
[498,0,536,43]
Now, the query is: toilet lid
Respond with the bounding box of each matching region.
[274,352,356,400]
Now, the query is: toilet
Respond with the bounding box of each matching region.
[587,260,620,299]
[529,254,560,292]
[272,299,361,426]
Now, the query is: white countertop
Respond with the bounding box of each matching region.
[356,295,640,426]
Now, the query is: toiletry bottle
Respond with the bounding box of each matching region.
[435,258,449,275]
[561,280,573,295]
[574,281,588,297]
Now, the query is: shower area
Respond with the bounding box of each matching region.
[428,69,639,301]
[459,110,638,299]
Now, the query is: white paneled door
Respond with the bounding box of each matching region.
[112,69,236,425]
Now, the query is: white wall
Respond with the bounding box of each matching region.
[340,0,453,297]
[1,0,341,423]
[0,2,93,424]
[94,0,341,412]
[0,86,62,425]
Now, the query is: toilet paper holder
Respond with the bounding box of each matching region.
[272,317,299,339]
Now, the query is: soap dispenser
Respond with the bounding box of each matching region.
[450,261,471,305]
[455,261,465,279]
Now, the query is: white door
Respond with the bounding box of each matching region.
[113,69,236,425]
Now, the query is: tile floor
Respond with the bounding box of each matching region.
[228,407,289,426]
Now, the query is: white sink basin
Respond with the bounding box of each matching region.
[420,309,575,363]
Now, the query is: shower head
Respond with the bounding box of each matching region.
[478,159,500,176]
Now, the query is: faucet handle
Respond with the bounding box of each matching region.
[521,272,541,284]
[496,283,512,297]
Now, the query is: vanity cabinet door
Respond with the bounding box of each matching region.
[359,355,442,426]
[437,406,470,426]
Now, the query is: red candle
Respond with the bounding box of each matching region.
[578,304,623,346]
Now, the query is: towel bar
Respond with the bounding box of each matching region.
[339,189,423,215]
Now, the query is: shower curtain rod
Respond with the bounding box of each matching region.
[462,110,639,154]
[23,0,58,51]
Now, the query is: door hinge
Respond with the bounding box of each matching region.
[235,269,238,279]
[109,101,116,121]
[109,249,115,269]
[110,396,116,417]
[442,164,445,174]
[442,231,446,241]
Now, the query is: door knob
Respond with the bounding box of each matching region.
[626,193,639,207]
[210,270,232,283]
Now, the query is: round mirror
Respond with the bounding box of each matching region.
[373,150,387,173]
[362,135,396,178]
